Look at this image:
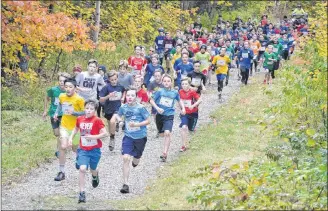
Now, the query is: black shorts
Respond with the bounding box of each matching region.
[273,60,280,70]
[50,116,62,129]
[282,50,289,60]
[121,136,147,159]
[104,112,117,121]
[179,113,198,131]
[155,114,174,133]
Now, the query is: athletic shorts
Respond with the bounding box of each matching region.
[121,136,147,159]
[273,60,280,70]
[282,50,289,60]
[151,107,157,115]
[216,74,227,81]
[59,127,80,146]
[104,112,117,121]
[50,116,62,129]
[77,148,101,170]
[179,113,198,131]
[155,114,174,133]
[263,66,274,73]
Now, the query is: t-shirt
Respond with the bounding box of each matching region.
[237,48,254,69]
[152,88,180,116]
[163,38,174,51]
[58,93,85,130]
[173,57,193,70]
[187,71,206,94]
[263,52,277,70]
[148,81,163,93]
[212,55,231,75]
[144,64,164,86]
[47,86,66,117]
[155,35,165,51]
[250,40,261,55]
[128,56,147,75]
[118,72,134,89]
[272,43,284,59]
[99,84,125,114]
[194,52,211,71]
[137,89,149,103]
[259,40,268,52]
[76,115,105,151]
[76,72,106,101]
[179,89,200,114]
[175,62,194,84]
[118,103,150,139]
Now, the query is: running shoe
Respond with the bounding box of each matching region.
[54,172,65,181]
[55,151,59,158]
[180,146,187,152]
[92,174,99,188]
[120,184,129,194]
[109,136,115,151]
[132,162,138,168]
[160,153,167,162]
[115,122,119,132]
[78,191,86,203]
[263,79,267,84]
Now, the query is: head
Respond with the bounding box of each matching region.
[283,33,288,40]
[252,34,258,41]
[175,45,182,54]
[273,35,278,43]
[151,54,159,65]
[181,78,191,91]
[165,32,170,38]
[193,60,201,73]
[64,78,77,97]
[220,47,226,56]
[134,76,143,89]
[267,45,273,53]
[244,41,249,49]
[72,65,82,77]
[225,39,231,47]
[162,74,173,88]
[182,53,189,63]
[118,60,128,73]
[259,34,264,41]
[58,72,71,89]
[125,88,137,104]
[84,99,99,118]
[134,45,141,56]
[149,47,155,55]
[107,71,118,86]
[181,47,189,55]
[98,65,107,77]
[140,46,146,57]
[153,69,163,83]
[87,59,98,75]
[200,44,207,53]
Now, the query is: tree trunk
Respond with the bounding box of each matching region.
[92,1,101,44]
[52,49,63,79]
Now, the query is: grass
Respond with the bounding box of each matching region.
[2,110,58,185]
[111,75,278,210]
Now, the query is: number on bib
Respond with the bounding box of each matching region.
[62,103,73,114]
[191,78,202,87]
[242,53,248,58]
[217,60,225,66]
[126,121,141,132]
[159,96,174,107]
[182,100,192,108]
[81,136,98,147]
[54,97,59,106]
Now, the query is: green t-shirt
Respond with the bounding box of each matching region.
[47,86,66,117]
[263,52,276,70]
[272,43,283,59]
[226,46,235,60]
[194,52,211,71]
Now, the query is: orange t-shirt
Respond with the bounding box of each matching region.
[250,40,261,55]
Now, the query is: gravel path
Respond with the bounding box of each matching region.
[2,69,244,210]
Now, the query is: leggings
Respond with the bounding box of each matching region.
[241,67,250,85]
[217,79,224,92]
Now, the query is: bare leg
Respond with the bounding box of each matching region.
[79,165,87,192]
[122,154,131,184]
[163,130,171,154]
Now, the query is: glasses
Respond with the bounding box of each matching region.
[149,50,154,52]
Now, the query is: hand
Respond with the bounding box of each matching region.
[121,98,125,103]
[65,109,73,115]
[53,114,58,121]
[240,58,243,61]
[68,138,73,147]
[119,121,124,128]
[42,111,47,121]
[181,108,186,115]
[129,122,138,128]
[157,107,164,114]
[108,92,115,98]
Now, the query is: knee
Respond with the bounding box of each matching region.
[182,125,188,131]
[79,165,87,173]
[60,141,68,150]
[164,130,171,137]
[123,154,131,163]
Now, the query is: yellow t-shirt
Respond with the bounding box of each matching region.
[212,55,231,75]
[171,53,181,66]
[59,93,85,130]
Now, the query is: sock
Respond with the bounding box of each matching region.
[59,164,65,173]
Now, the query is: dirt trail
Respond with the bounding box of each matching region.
[2,69,247,210]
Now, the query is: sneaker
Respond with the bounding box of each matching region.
[109,136,115,151]
[120,184,129,194]
[160,153,167,162]
[218,92,222,100]
[132,162,138,168]
[180,146,187,152]
[263,79,267,84]
[54,172,65,181]
[55,151,59,158]
[92,174,99,188]
[115,122,119,132]
[78,191,86,203]
[225,81,228,86]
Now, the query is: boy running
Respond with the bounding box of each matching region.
[69,99,108,203]
[262,45,277,84]
[187,60,207,94]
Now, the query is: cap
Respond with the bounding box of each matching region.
[200,44,207,50]
[158,28,164,32]
[98,65,107,73]
[73,65,82,73]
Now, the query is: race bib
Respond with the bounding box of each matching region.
[252,45,257,50]
[226,51,231,56]
[273,48,278,53]
[260,47,265,51]
[165,44,173,49]
[217,60,225,66]
[81,136,98,147]
[211,50,216,56]
[289,37,294,41]
[191,77,202,87]
[253,55,257,60]
[62,103,73,114]
[267,61,273,64]
[303,32,308,36]
[125,121,140,132]
[54,97,59,106]
[242,53,248,58]
[182,100,192,108]
[108,91,122,101]
[283,44,288,49]
[159,96,174,107]
[200,59,208,65]
[158,40,164,45]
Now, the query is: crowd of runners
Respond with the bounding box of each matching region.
[42,6,309,203]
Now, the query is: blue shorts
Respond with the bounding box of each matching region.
[77,148,101,170]
[50,116,62,129]
[216,74,226,81]
[179,113,198,131]
[151,107,157,115]
[122,136,147,159]
[155,114,174,133]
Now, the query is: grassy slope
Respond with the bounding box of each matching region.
[111,75,279,210]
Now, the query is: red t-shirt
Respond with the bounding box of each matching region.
[179,89,200,114]
[198,37,208,44]
[76,115,105,151]
[128,56,147,73]
[137,89,149,103]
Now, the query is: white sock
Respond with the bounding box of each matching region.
[59,164,65,173]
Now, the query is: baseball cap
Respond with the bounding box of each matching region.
[98,65,107,73]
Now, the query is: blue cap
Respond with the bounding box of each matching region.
[98,65,107,73]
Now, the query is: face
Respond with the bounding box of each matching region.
[119,66,127,73]
[200,48,206,53]
[135,47,141,55]
[176,46,182,53]
[98,70,104,76]
[154,72,162,82]
[126,90,137,104]
[226,41,231,47]
[162,76,172,88]
[182,54,188,63]
[65,82,75,96]
[181,80,190,91]
[134,77,142,89]
[85,103,96,118]
[220,48,226,56]
[193,62,200,72]
[165,33,170,38]
[160,31,164,36]
[108,75,118,86]
[268,46,273,53]
[58,76,66,88]
[87,63,97,75]
[244,42,249,48]
[151,57,158,65]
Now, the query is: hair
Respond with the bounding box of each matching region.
[151,54,159,60]
[88,59,98,66]
[58,72,71,80]
[125,87,137,95]
[64,78,77,87]
[84,99,99,110]
[162,74,173,82]
[153,69,163,75]
[193,60,201,65]
[181,52,189,57]
[181,77,191,84]
[134,45,142,50]
[107,70,118,78]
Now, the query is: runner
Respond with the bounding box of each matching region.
[154,28,165,65]
[236,41,254,85]
[225,40,235,85]
[128,46,147,76]
[97,65,108,117]
[134,76,149,105]
[271,35,284,79]
[69,99,108,203]
[116,88,151,193]
[194,44,211,77]
[249,34,261,75]
[143,54,164,87]
[53,78,85,181]
[179,78,202,152]
[99,71,126,151]
[118,60,134,90]
[149,74,186,162]
[163,32,174,73]
[43,72,71,158]
[262,45,277,85]
[187,60,207,94]
[175,53,194,89]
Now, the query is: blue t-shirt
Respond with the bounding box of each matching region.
[238,48,254,68]
[280,39,294,50]
[152,88,180,116]
[173,57,193,70]
[118,103,150,139]
[175,62,194,78]
[144,64,165,86]
[155,35,165,51]
[99,84,125,114]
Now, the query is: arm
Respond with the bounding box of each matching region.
[129,117,151,128]
[53,102,62,121]
[68,126,79,146]
[72,111,85,116]
[191,95,202,109]
[178,99,186,115]
[83,128,109,140]
[121,91,126,103]
[149,97,164,114]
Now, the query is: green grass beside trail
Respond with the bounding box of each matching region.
[113,75,278,210]
[2,111,57,185]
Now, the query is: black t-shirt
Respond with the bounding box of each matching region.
[187,71,206,94]
[99,84,125,114]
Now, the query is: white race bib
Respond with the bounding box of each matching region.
[62,103,73,114]
[260,47,265,51]
[81,136,98,147]
[273,48,278,53]
[211,50,216,56]
[267,61,273,65]
[54,97,59,106]
[108,91,122,101]
[159,96,174,107]
[182,100,192,108]
[126,121,141,132]
[165,44,173,49]
[242,53,248,58]
[191,77,202,87]
[289,37,294,41]
[283,44,288,49]
[217,60,225,66]
[158,40,163,45]
[252,45,257,50]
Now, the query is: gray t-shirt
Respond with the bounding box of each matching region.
[148,81,163,93]
[76,72,105,100]
[118,72,134,90]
